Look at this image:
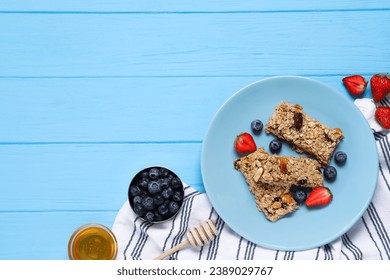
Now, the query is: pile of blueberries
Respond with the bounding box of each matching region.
[128,166,184,223]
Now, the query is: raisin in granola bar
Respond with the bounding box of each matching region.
[254,184,298,222]
[265,102,343,166]
[234,148,323,222]
[235,148,323,188]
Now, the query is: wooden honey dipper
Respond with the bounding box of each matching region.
[154,219,218,260]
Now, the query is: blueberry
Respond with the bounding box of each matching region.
[139,190,148,198]
[324,166,337,182]
[159,167,169,178]
[133,203,145,216]
[269,139,282,154]
[142,196,155,210]
[154,211,164,222]
[153,194,165,206]
[148,180,162,195]
[140,171,149,178]
[158,204,169,216]
[251,119,263,134]
[144,211,155,222]
[138,177,150,190]
[172,191,183,202]
[130,185,141,197]
[290,185,312,194]
[171,177,181,190]
[148,168,160,180]
[292,189,307,204]
[133,195,142,205]
[334,151,347,166]
[158,178,169,189]
[162,187,173,199]
[169,201,180,214]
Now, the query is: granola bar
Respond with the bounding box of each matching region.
[234,148,323,221]
[234,148,323,188]
[265,102,344,166]
[255,184,299,222]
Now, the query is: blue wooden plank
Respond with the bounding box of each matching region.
[0,211,118,259]
[0,11,388,77]
[1,0,389,12]
[0,76,371,143]
[0,1,388,262]
[0,143,204,211]
[0,77,253,142]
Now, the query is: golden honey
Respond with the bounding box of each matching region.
[68,223,117,260]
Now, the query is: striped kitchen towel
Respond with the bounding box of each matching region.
[112,98,390,260]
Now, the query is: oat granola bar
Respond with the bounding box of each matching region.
[265,102,344,166]
[254,183,299,222]
[235,147,323,189]
[234,148,323,222]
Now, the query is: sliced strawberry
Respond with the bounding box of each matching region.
[234,132,257,153]
[371,74,390,103]
[375,106,390,129]
[342,75,367,95]
[305,186,332,207]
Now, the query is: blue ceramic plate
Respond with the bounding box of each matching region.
[201,76,378,251]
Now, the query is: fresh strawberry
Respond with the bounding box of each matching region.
[305,186,333,207]
[342,75,367,95]
[375,106,390,129]
[371,74,390,102]
[234,132,257,153]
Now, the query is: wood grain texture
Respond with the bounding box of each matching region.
[0,212,117,259]
[1,0,390,12]
[0,2,388,260]
[0,76,372,143]
[0,143,203,211]
[0,11,389,77]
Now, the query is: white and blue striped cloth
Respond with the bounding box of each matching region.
[112,98,390,260]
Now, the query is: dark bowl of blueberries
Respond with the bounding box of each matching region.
[128,166,185,223]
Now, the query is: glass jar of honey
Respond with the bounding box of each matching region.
[68,223,118,260]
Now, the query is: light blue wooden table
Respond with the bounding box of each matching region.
[0,1,389,259]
